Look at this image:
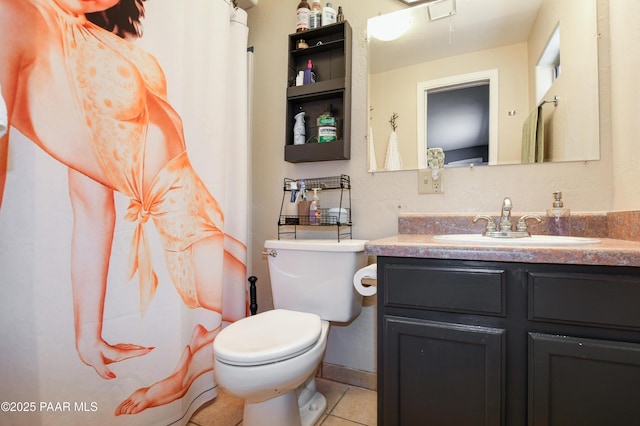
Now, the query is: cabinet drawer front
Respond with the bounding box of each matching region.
[383,264,506,315]
[528,272,640,330]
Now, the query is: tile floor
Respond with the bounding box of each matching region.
[188,378,377,426]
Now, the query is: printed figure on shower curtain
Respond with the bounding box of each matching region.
[0,0,246,418]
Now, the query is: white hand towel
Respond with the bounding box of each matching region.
[384,130,403,171]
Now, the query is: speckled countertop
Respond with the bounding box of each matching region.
[364,211,640,267]
[365,234,640,267]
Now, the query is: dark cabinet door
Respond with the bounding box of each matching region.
[529,332,640,426]
[382,315,505,426]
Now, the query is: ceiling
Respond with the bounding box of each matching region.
[369,0,542,74]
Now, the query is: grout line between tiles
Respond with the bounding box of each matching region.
[319,385,367,425]
[324,415,370,426]
[327,384,351,416]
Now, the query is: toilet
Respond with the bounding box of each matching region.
[213,239,368,426]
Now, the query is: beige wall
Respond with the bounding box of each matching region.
[245,0,636,374]
[610,0,640,210]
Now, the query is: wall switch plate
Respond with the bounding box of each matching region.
[418,169,445,194]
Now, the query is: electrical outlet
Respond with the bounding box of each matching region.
[418,169,445,194]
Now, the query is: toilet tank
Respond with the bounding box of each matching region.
[264,239,368,323]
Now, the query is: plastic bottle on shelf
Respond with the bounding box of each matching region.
[310,0,322,29]
[317,104,337,143]
[303,59,316,84]
[293,110,306,145]
[296,0,311,32]
[322,2,336,26]
[309,188,321,225]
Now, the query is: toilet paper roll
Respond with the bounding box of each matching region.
[353,264,377,297]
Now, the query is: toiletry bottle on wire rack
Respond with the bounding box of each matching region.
[309,188,321,225]
[285,181,300,224]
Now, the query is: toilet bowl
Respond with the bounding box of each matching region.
[213,239,367,426]
[214,310,329,426]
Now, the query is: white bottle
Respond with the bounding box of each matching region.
[322,2,336,26]
[309,188,321,225]
[310,0,322,29]
[293,111,306,145]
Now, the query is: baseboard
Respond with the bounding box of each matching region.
[319,362,377,391]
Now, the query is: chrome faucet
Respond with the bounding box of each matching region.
[473,197,542,238]
[499,197,513,232]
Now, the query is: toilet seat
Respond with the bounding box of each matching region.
[214,309,322,366]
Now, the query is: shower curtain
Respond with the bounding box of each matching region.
[0,1,250,425]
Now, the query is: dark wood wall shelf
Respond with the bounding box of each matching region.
[285,22,352,163]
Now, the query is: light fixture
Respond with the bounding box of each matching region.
[397,0,434,5]
[396,0,457,20]
[400,0,456,21]
[368,10,413,42]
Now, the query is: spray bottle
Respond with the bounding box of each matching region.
[293,111,306,145]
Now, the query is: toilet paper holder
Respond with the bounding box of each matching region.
[360,277,377,287]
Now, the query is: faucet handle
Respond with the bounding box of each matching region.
[516,214,542,233]
[473,215,497,235]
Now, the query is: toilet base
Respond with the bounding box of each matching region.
[243,389,326,426]
[244,391,300,426]
[299,390,327,426]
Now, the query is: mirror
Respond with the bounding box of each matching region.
[367,0,601,171]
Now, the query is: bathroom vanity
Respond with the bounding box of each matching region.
[366,235,640,426]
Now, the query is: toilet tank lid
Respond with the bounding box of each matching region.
[264,239,367,252]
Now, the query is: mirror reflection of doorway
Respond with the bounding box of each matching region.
[427,82,490,166]
[417,69,498,168]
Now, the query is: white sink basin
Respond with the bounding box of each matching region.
[433,234,601,246]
